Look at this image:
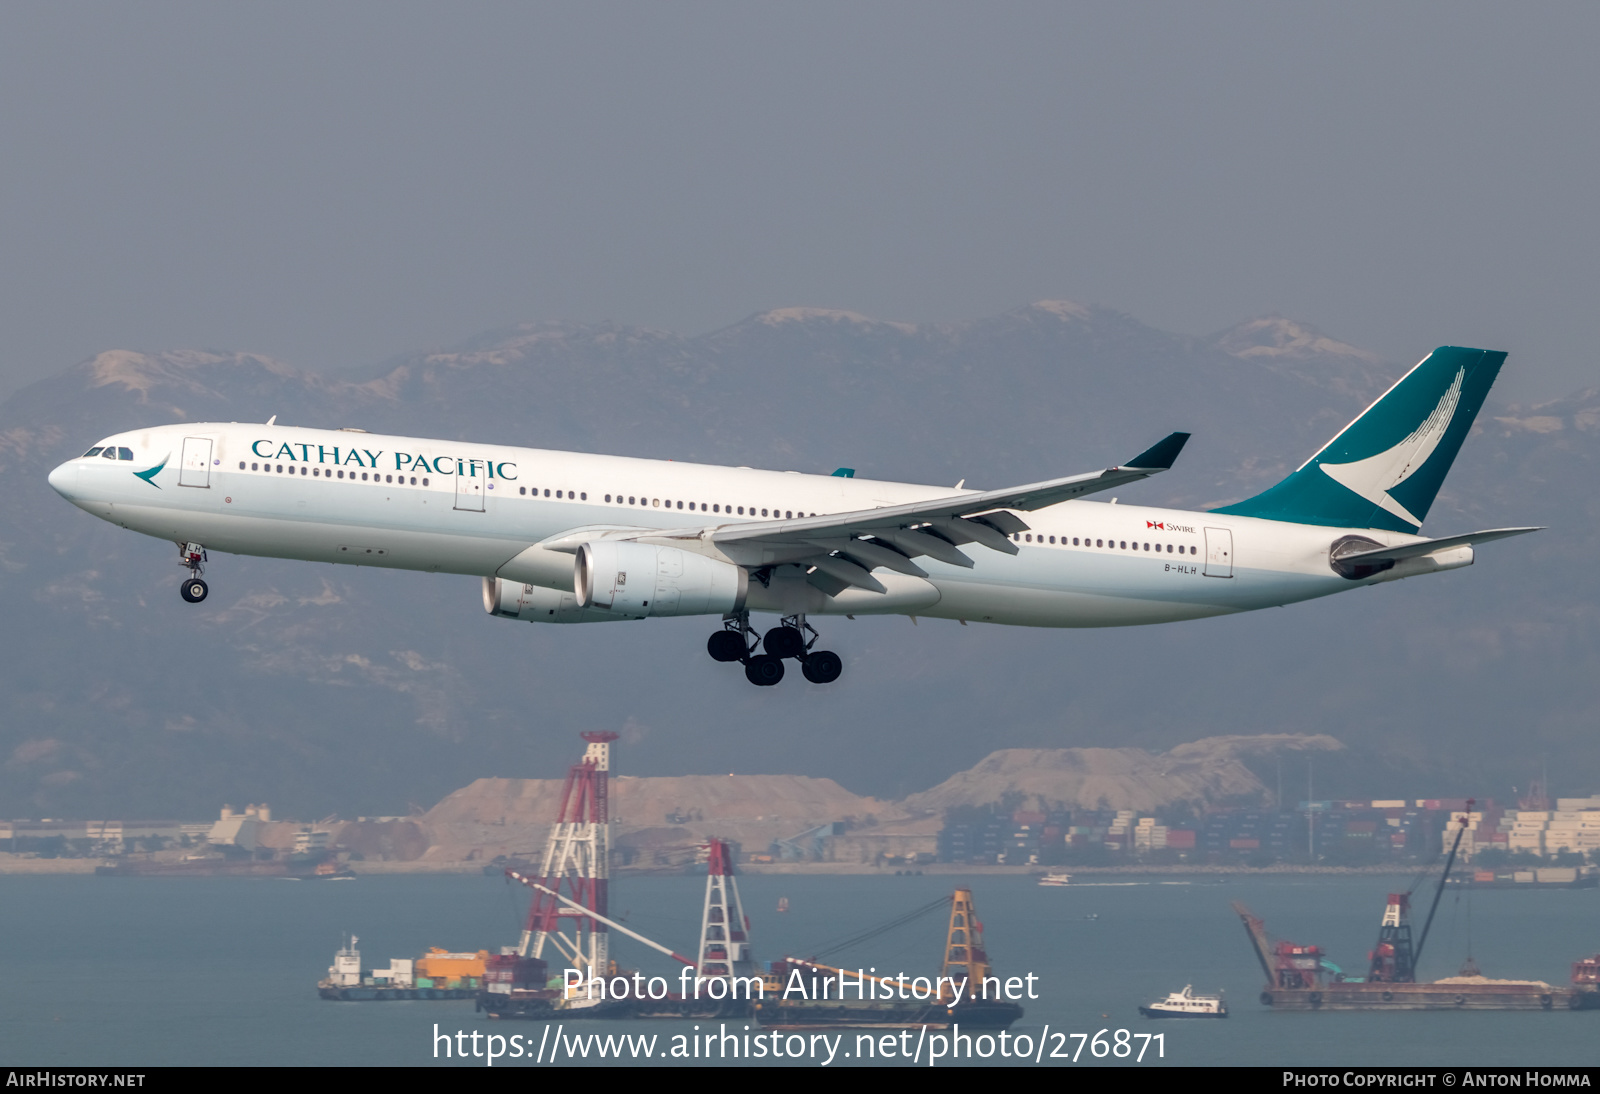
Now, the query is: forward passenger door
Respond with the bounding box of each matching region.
[179,437,212,488]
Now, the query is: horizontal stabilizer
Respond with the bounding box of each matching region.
[1336,526,1542,565]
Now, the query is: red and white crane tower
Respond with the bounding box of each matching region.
[516,730,617,978]
[696,838,756,981]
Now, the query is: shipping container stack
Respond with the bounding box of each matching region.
[1007,810,1046,865]
[1197,809,1301,860]
[1503,799,1600,859]
[937,812,1009,864]
[932,791,1587,866]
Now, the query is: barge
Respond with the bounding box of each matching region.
[1232,804,1594,1012]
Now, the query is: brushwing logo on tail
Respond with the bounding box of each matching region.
[1317,367,1464,529]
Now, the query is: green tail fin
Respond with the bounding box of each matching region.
[1212,346,1506,532]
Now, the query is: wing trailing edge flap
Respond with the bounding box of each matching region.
[1336,526,1543,564]
[869,527,975,568]
[803,553,888,594]
[805,537,929,577]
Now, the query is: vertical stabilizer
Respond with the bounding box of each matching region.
[1213,346,1505,532]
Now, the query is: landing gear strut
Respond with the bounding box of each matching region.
[177,541,208,603]
[705,613,842,686]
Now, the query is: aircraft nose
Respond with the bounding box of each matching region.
[47,460,79,498]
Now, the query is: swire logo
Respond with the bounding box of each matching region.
[1146,521,1164,530]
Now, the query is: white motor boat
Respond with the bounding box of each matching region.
[1037,871,1071,887]
[1139,985,1227,1018]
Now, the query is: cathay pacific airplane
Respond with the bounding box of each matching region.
[48,346,1536,686]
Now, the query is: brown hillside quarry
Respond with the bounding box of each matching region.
[420,774,908,864]
[401,734,1343,865]
[901,734,1344,814]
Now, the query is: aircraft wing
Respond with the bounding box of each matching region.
[1334,526,1543,565]
[628,432,1190,593]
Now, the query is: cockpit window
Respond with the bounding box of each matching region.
[82,447,104,458]
[117,447,133,460]
[102,448,118,459]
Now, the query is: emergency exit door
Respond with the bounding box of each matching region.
[454,464,485,511]
[1204,527,1233,578]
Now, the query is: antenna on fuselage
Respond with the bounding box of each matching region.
[266,415,277,425]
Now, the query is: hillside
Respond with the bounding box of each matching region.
[902,735,1345,814]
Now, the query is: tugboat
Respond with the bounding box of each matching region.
[1139,984,1228,1018]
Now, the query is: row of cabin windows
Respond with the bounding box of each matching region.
[519,491,817,519]
[235,463,815,518]
[608,495,813,519]
[1014,532,1198,555]
[226,464,1189,548]
[519,488,587,500]
[239,461,428,486]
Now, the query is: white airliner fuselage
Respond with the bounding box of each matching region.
[46,346,1534,686]
[50,422,1462,624]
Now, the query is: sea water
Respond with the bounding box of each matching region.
[2,872,1595,1067]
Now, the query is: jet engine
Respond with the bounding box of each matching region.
[482,577,631,624]
[575,540,747,618]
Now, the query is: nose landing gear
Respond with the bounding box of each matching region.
[177,541,209,603]
[707,613,842,686]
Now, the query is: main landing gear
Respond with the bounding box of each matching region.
[177,541,209,603]
[706,613,842,687]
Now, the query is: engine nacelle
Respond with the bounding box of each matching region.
[575,540,747,618]
[482,577,632,624]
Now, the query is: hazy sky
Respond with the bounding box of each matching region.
[1,2,1595,402]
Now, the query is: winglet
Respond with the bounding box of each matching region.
[1124,432,1190,470]
[831,468,855,478]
